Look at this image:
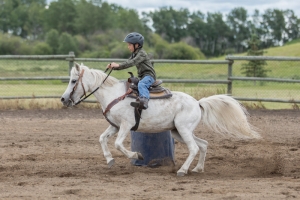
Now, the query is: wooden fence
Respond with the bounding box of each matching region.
[0,52,299,104]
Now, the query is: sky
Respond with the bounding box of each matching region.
[101,0,300,17]
[46,0,300,17]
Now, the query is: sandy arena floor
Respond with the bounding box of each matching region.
[0,108,300,199]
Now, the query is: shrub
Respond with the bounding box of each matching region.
[164,42,205,59]
[58,32,78,55]
[33,42,52,55]
[110,43,131,58]
[74,35,91,53]
[0,33,32,55]
[80,50,110,58]
[45,29,59,54]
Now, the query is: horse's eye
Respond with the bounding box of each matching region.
[71,79,77,84]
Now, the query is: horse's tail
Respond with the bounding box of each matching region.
[198,94,261,139]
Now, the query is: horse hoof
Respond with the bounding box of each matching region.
[192,168,203,173]
[177,172,185,177]
[108,159,115,168]
[137,152,144,160]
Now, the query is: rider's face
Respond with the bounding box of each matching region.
[127,43,138,52]
[127,43,134,52]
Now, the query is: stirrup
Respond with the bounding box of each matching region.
[130,101,147,110]
[130,101,140,108]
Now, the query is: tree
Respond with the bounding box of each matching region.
[0,0,46,38]
[58,32,78,55]
[0,0,27,36]
[241,34,269,79]
[149,7,189,43]
[187,11,207,49]
[227,7,251,53]
[44,0,77,34]
[284,9,300,41]
[75,0,113,35]
[75,0,99,35]
[119,9,145,33]
[24,2,45,39]
[248,10,264,38]
[45,29,60,54]
[205,12,231,56]
[261,9,286,47]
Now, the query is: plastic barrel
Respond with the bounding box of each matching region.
[130,130,175,167]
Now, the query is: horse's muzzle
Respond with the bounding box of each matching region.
[61,97,73,107]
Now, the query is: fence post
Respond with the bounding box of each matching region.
[68,51,75,76]
[227,59,233,95]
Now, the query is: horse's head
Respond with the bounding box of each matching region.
[61,63,90,106]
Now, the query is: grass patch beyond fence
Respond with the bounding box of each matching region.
[0,58,300,110]
[0,83,299,110]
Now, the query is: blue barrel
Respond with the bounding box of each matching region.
[130,131,175,167]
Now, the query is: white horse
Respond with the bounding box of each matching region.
[61,63,261,176]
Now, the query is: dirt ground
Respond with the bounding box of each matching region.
[0,108,300,200]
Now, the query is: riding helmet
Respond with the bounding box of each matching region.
[123,32,144,47]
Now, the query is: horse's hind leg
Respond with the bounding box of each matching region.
[171,130,208,173]
[191,135,208,173]
[171,129,185,143]
[174,127,199,176]
[99,125,119,168]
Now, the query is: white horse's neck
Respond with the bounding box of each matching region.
[86,68,125,110]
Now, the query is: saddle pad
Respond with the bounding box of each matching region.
[128,88,172,99]
[124,81,172,99]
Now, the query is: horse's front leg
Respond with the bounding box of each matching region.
[115,122,144,160]
[99,125,119,168]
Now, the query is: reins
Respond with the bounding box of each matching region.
[74,86,97,105]
[102,67,114,83]
[71,67,114,105]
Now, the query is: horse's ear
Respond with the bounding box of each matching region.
[74,62,80,72]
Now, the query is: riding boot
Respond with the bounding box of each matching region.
[140,97,149,109]
[130,97,149,110]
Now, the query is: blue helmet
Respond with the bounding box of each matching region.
[123,32,144,47]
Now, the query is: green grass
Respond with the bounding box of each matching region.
[0,60,69,77]
[285,38,300,46]
[1,82,298,110]
[264,42,300,57]
[0,83,68,97]
[0,98,101,110]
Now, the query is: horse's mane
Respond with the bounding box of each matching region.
[71,64,119,87]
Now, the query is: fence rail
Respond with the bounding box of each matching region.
[226,55,300,104]
[0,53,299,106]
[229,77,300,83]
[226,55,300,61]
[0,77,69,81]
[0,54,75,60]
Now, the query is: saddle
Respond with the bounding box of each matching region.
[126,72,172,131]
[126,72,172,99]
[103,72,172,131]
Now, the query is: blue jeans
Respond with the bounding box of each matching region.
[138,76,155,99]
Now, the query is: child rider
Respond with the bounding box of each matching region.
[106,32,156,110]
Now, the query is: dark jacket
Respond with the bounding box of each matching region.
[115,48,156,80]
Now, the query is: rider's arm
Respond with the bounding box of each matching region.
[114,50,147,70]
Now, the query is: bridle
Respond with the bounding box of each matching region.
[69,69,86,105]
[69,67,114,106]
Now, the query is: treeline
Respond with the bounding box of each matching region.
[0,0,299,59]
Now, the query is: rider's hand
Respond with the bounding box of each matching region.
[106,63,112,69]
[109,62,119,68]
